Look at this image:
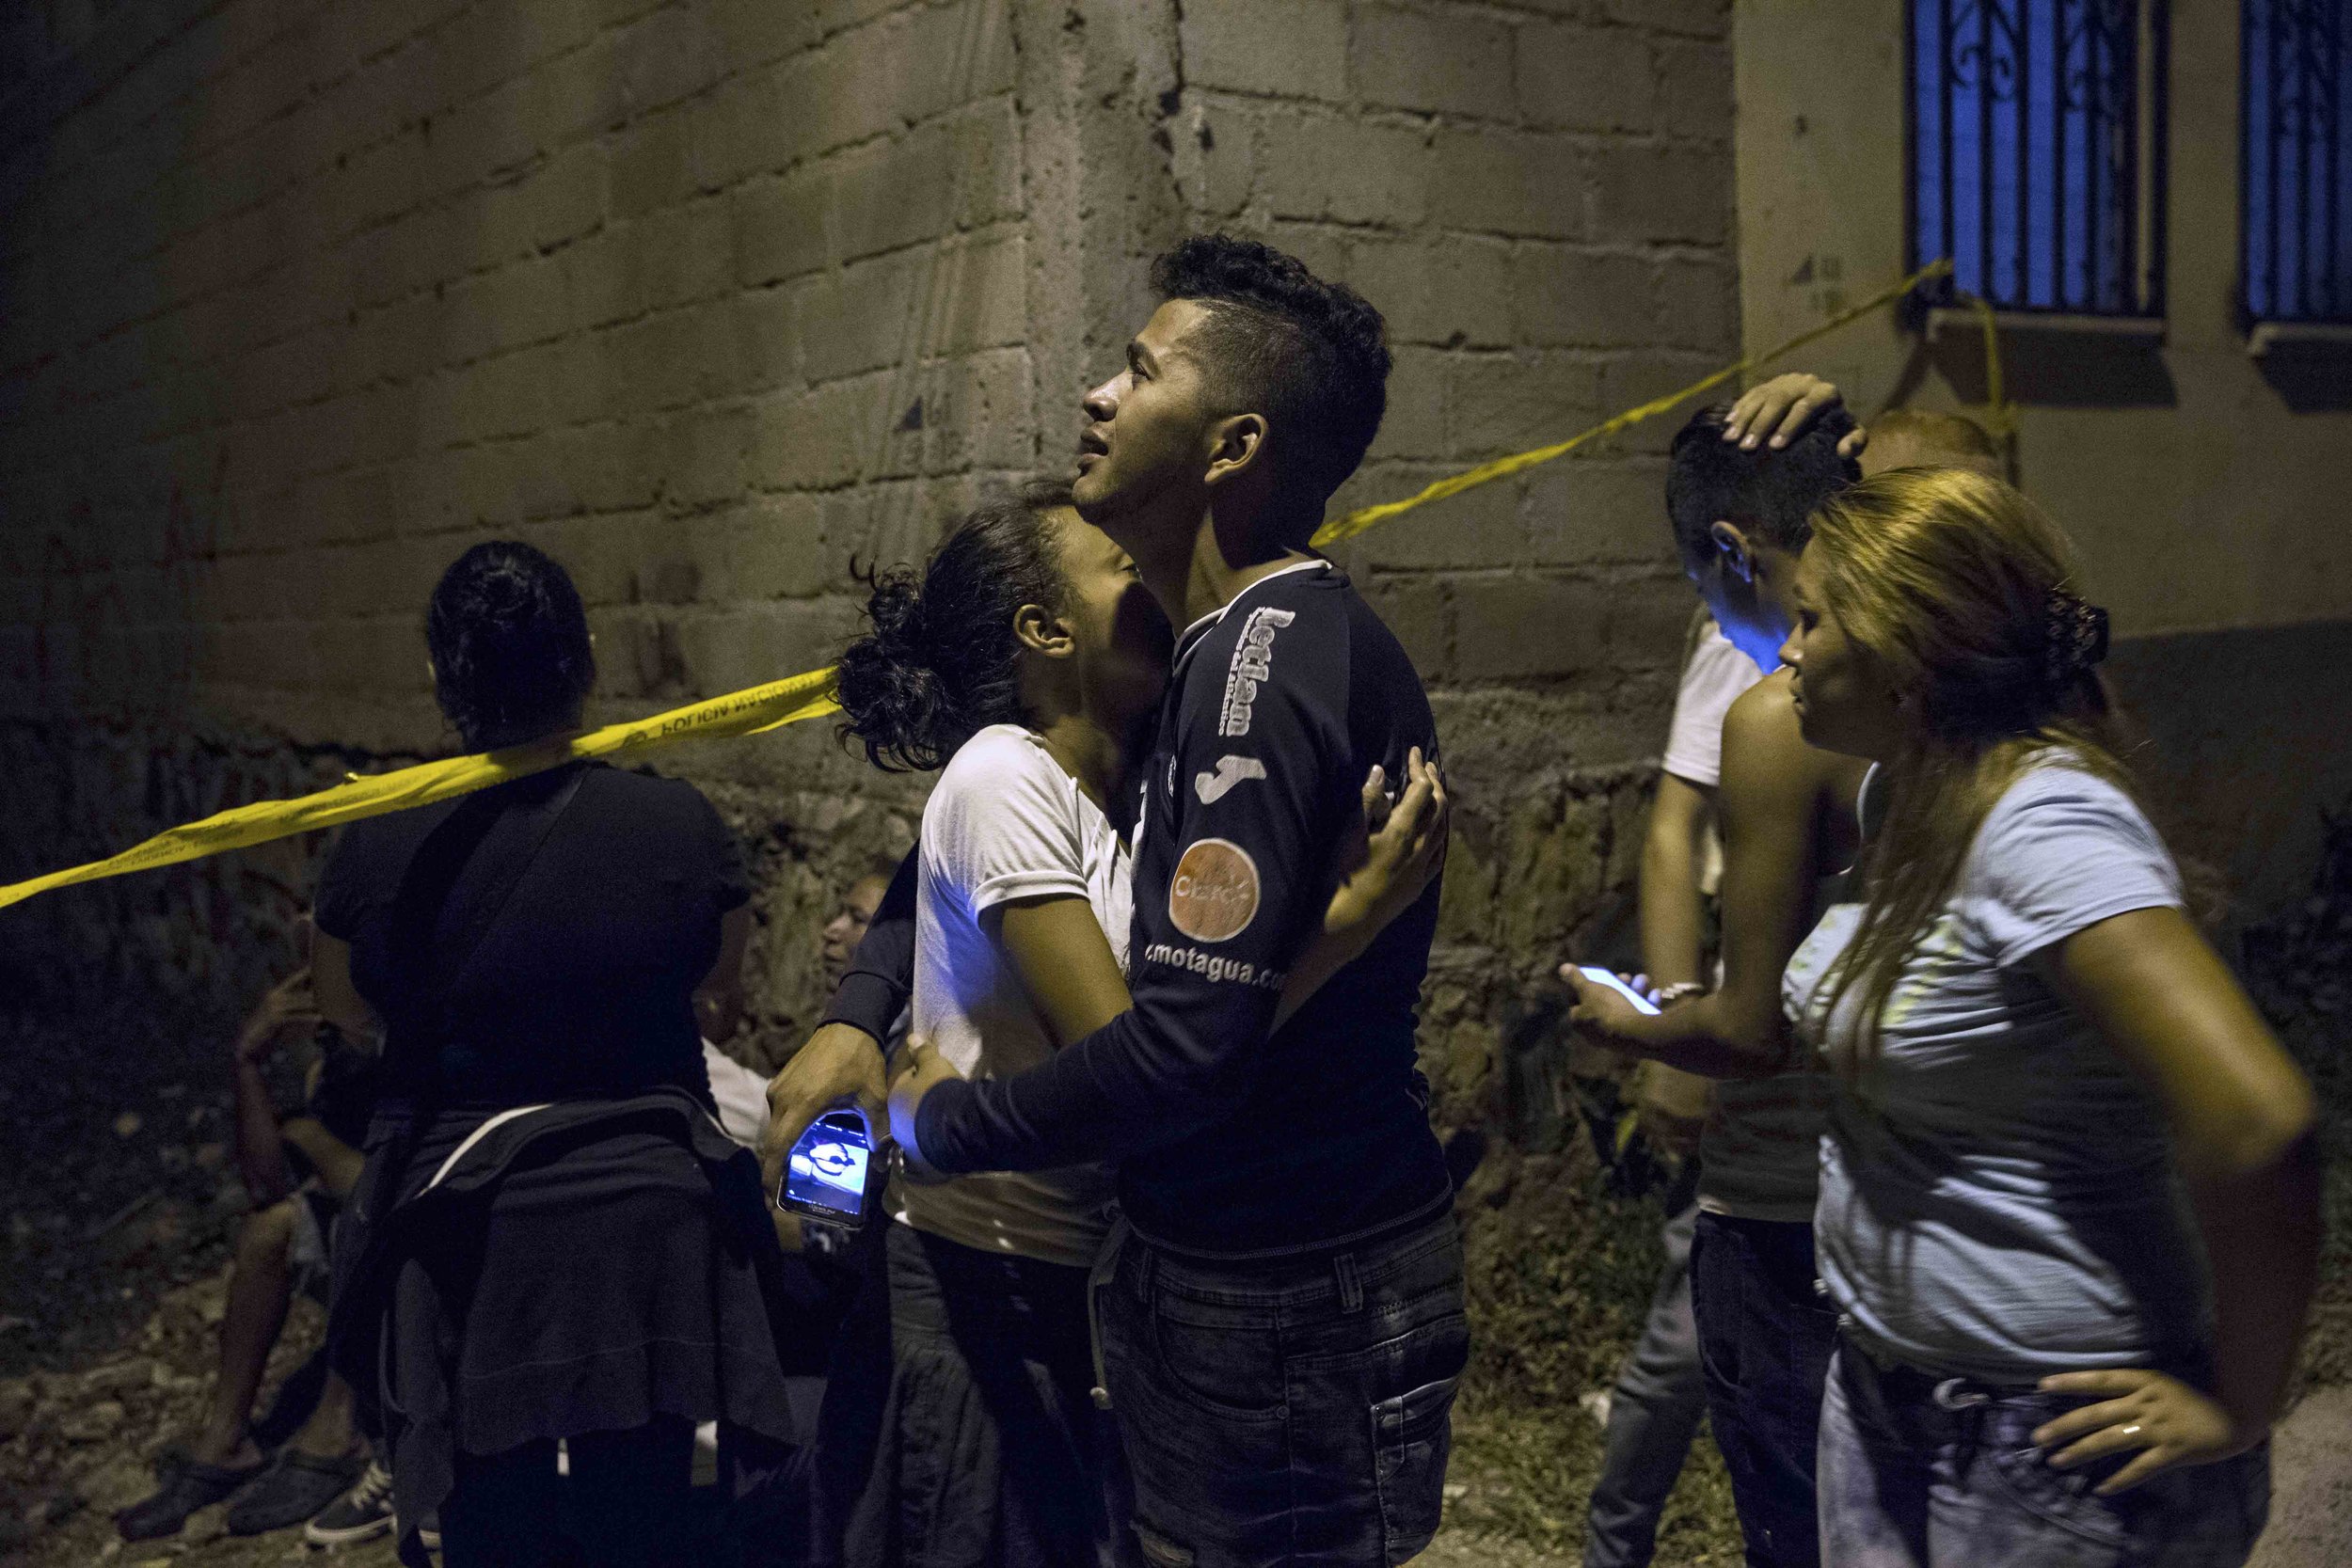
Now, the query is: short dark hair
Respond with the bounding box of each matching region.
[426,541,595,751]
[1665,403,1861,569]
[1149,234,1391,527]
[834,479,1075,772]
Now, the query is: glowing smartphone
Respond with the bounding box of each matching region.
[777,1108,879,1228]
[1576,966,1661,1016]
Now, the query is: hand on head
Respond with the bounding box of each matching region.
[1724,372,1868,460]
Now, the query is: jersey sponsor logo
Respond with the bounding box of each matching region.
[1218,607,1295,737]
[1167,837,1261,943]
[1142,942,1286,990]
[1192,754,1266,805]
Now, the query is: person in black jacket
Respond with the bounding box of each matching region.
[310,542,815,1568]
[775,234,1464,1568]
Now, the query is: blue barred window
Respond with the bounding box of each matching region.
[2245,2,2352,322]
[1909,2,2168,315]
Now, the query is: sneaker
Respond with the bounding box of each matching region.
[115,1455,267,1542]
[226,1449,365,1536]
[416,1513,441,1551]
[303,1460,394,1547]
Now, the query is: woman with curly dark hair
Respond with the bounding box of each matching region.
[812,482,1445,1568]
[310,541,814,1567]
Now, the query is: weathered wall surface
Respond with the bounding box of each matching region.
[1732,0,2352,910]
[0,0,1737,1102]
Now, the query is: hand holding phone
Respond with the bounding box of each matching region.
[1573,965,1661,1016]
[777,1105,884,1228]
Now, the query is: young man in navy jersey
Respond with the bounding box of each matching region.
[768,234,1449,1566]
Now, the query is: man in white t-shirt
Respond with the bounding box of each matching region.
[1582,607,1763,1568]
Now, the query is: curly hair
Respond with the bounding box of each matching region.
[1150,234,1392,527]
[425,541,595,752]
[833,481,1073,772]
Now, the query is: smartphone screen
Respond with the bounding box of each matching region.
[780,1109,873,1224]
[1576,965,1661,1016]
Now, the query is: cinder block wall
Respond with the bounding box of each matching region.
[0,0,1736,1108]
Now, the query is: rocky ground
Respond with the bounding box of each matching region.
[7,796,2352,1566]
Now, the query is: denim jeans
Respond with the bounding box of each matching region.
[1818,1342,2271,1567]
[1689,1212,1838,1568]
[1097,1212,1468,1568]
[1584,1201,1706,1568]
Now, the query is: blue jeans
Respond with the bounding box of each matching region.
[1689,1212,1837,1568]
[1584,1201,1706,1568]
[1097,1212,1468,1568]
[1818,1341,2271,1567]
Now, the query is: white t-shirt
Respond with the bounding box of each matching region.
[702,1040,771,1150]
[1661,613,1767,794]
[1789,761,2208,1382]
[899,724,1127,1268]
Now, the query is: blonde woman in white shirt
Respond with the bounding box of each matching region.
[826,482,1447,1568]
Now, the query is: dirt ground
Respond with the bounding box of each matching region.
[8,795,2352,1566]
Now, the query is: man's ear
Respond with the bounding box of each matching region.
[1709,520,1756,585]
[1202,412,1267,489]
[1011,602,1076,659]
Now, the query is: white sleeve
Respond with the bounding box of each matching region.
[926,727,1090,915]
[1964,767,2184,968]
[1661,620,1765,789]
[702,1042,771,1150]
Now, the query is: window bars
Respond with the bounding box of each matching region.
[2245,1,2352,322]
[1909,1,2169,315]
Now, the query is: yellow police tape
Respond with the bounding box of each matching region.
[0,258,1962,913]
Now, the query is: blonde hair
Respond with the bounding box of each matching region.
[1806,468,2147,1061]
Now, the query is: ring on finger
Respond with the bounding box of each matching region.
[2120,1424,2143,1438]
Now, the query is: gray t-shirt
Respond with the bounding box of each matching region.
[1786,760,2211,1383]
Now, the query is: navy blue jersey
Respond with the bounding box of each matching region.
[914,561,1453,1257]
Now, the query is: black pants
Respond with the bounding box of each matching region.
[1690,1212,1838,1568]
[441,1417,700,1568]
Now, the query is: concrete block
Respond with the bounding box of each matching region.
[725,493,832,600]
[610,112,693,221]
[1524,457,1670,564]
[1262,113,1430,229]
[749,373,892,490]
[1588,142,1727,244]
[1332,459,1526,572]
[1516,21,1654,133]
[530,31,628,143]
[636,198,736,311]
[1447,350,1603,460]
[675,404,754,506]
[830,102,1022,262]
[1180,0,1348,101]
[734,168,830,286]
[1350,6,1514,119]
[1654,254,1736,351]
[1453,574,1609,680]
[1605,573,1695,669]
[1364,345,1449,461]
[1171,100,1254,218]
[1655,40,1732,141]
[1358,575,1451,678]
[1430,128,1587,240]
[800,250,925,384]
[1597,350,1723,454]
[615,4,724,116]
[710,0,817,70]
[1598,0,1729,39]
[735,285,802,391]
[1512,244,1657,348]
[566,224,643,329]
